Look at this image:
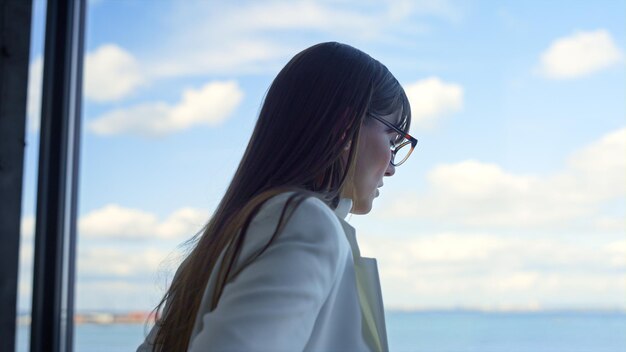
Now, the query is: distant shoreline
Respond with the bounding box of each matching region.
[16,308,626,326]
[17,311,158,326]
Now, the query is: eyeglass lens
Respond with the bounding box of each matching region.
[392,141,412,166]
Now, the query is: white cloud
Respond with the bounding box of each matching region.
[79,204,208,240]
[78,247,172,277]
[21,215,35,240]
[75,280,165,312]
[74,246,189,311]
[222,2,376,33]
[26,44,144,130]
[428,160,534,199]
[406,233,507,263]
[218,0,460,33]
[147,1,372,78]
[357,232,626,310]
[494,272,540,292]
[26,57,43,132]
[396,0,463,22]
[604,240,626,268]
[84,44,145,102]
[18,242,180,311]
[384,127,626,229]
[20,211,625,311]
[567,128,626,200]
[145,1,462,78]
[88,80,243,137]
[538,29,624,79]
[18,241,34,312]
[17,205,206,310]
[595,216,626,232]
[148,39,294,79]
[404,77,463,128]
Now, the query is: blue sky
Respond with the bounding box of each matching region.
[19,0,625,312]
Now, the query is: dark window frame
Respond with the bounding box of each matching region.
[0,0,86,351]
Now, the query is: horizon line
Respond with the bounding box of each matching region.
[16,307,626,315]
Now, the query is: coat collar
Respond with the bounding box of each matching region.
[333,197,353,219]
[333,200,389,352]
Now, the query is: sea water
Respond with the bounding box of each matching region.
[386,311,626,352]
[16,311,626,351]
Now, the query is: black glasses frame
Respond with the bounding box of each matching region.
[368,114,418,166]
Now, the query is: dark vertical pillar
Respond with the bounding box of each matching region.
[0,0,33,351]
[30,0,85,351]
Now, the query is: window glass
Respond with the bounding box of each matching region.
[16,0,48,350]
[39,1,626,350]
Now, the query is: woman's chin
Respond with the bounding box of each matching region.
[350,198,374,215]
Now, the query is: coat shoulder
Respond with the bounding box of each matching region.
[251,191,347,249]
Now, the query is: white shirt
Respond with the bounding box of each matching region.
[138,192,388,351]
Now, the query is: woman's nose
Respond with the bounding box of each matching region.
[385,162,396,177]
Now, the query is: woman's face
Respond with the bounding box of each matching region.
[341,111,400,214]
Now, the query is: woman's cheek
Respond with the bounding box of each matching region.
[381,140,392,170]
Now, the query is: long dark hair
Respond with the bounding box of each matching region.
[151,42,411,351]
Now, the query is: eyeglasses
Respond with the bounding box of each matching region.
[368,113,418,166]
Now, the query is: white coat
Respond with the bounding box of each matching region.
[138,192,388,351]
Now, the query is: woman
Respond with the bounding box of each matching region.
[138,42,417,351]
